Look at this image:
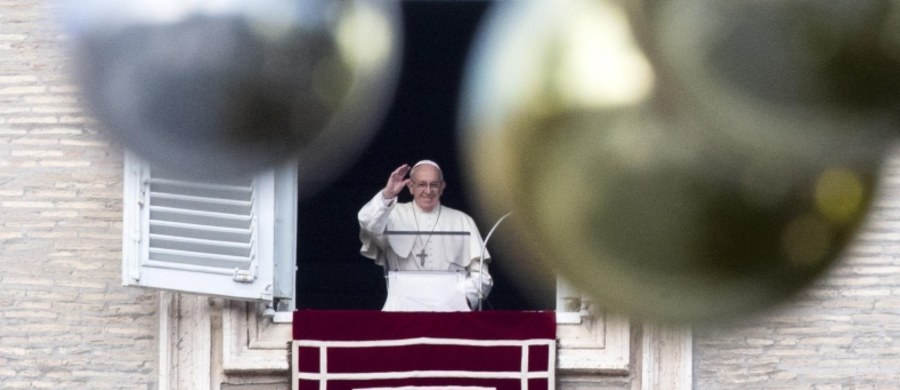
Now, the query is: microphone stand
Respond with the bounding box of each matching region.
[478,212,512,311]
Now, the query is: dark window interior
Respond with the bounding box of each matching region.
[295,1,555,310]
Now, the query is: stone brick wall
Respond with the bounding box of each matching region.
[694,148,900,389]
[10,1,900,389]
[0,1,158,388]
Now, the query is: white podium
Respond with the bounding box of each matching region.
[382,271,470,312]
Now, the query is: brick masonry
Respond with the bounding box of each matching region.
[6,1,900,390]
[694,149,900,389]
[0,1,158,389]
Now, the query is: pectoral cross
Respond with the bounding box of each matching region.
[415,248,428,266]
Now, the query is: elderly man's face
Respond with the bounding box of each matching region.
[407,165,445,212]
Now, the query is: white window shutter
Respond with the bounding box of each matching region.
[122,152,288,302]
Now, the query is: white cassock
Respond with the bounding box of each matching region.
[358,191,493,311]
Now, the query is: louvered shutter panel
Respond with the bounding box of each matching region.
[122,153,277,301]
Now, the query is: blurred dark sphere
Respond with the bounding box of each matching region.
[67,1,402,184]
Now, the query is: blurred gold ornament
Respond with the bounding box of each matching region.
[66,0,402,188]
[460,0,890,323]
[644,0,900,154]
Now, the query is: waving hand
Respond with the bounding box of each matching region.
[381,164,411,199]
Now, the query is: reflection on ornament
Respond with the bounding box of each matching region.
[66,0,402,188]
[646,0,900,155]
[460,0,890,323]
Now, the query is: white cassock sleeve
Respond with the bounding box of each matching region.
[358,191,395,267]
[463,215,493,308]
[465,258,492,309]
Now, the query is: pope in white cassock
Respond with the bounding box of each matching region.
[358,160,493,311]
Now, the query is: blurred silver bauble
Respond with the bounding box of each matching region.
[65,0,402,185]
[459,0,889,323]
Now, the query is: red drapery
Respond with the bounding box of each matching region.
[292,310,557,390]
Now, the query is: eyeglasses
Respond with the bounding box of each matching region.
[412,180,443,191]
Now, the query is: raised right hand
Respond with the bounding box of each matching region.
[382,164,411,199]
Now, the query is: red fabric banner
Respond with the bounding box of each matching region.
[292,310,556,390]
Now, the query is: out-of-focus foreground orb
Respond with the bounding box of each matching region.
[65,0,402,184]
[460,0,893,324]
[642,0,900,160]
